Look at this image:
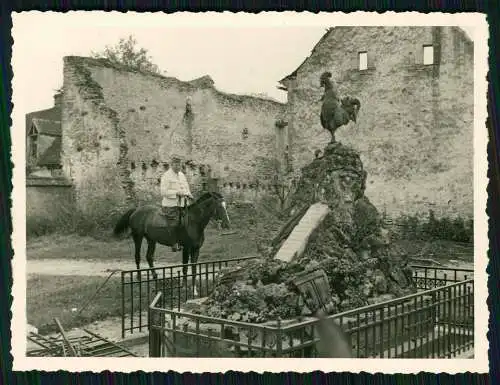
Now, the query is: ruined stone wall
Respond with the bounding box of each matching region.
[26,177,75,222]
[284,26,474,218]
[62,56,285,211]
[61,57,127,215]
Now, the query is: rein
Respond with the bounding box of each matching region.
[184,193,220,226]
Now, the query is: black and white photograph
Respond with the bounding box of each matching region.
[11,11,489,373]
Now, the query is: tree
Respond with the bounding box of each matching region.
[272,161,301,210]
[91,35,163,75]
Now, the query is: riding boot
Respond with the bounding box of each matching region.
[171,234,181,252]
[176,207,184,251]
[171,223,182,252]
[175,225,183,251]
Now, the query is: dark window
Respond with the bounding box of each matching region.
[29,135,37,160]
[28,124,38,161]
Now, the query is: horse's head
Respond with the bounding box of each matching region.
[196,191,231,229]
[212,192,231,229]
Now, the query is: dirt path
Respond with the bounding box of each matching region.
[27,258,217,277]
[27,257,474,279]
[28,258,139,277]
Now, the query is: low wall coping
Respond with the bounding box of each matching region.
[26,176,73,187]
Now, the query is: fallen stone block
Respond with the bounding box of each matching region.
[274,202,330,262]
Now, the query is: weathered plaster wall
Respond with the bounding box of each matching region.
[283,26,474,218]
[26,177,75,221]
[61,57,285,211]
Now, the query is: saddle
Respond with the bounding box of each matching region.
[159,207,188,228]
[161,207,180,222]
[159,197,190,228]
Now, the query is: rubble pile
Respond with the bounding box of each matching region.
[192,142,416,323]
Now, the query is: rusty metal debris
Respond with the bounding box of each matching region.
[27,320,137,357]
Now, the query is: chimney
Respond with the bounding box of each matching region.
[54,92,63,108]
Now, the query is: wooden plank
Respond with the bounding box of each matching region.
[27,328,138,358]
[27,332,66,355]
[53,318,79,357]
[82,328,138,357]
[27,334,54,350]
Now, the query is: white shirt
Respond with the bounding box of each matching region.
[160,168,193,207]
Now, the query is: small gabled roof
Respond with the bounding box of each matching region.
[31,118,62,136]
[37,136,62,166]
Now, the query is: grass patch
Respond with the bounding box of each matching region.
[27,273,215,335]
[26,202,129,239]
[27,228,257,262]
[27,274,125,334]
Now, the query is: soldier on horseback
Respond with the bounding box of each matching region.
[160,154,194,251]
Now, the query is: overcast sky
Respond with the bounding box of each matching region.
[11,12,477,135]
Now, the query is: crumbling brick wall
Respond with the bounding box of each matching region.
[282,27,474,218]
[61,56,286,212]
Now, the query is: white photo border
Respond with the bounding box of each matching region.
[10,10,490,374]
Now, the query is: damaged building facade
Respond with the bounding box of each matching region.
[26,26,474,221]
[277,26,474,218]
[59,56,286,214]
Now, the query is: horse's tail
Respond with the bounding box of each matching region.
[113,208,135,236]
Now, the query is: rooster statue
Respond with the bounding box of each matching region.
[319,71,361,143]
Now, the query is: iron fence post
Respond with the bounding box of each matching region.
[121,273,125,339]
[276,318,283,357]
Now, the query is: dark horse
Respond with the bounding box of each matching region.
[319,71,361,142]
[113,192,231,291]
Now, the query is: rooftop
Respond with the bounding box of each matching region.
[37,136,62,167]
[31,118,62,137]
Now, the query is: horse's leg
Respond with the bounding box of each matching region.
[132,232,143,281]
[191,247,200,297]
[181,246,189,288]
[145,238,158,280]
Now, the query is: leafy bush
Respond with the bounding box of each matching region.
[27,194,282,243]
[225,199,288,251]
[394,210,473,243]
[26,199,130,240]
[91,35,163,75]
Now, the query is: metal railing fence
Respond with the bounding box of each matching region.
[121,256,256,337]
[149,278,474,358]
